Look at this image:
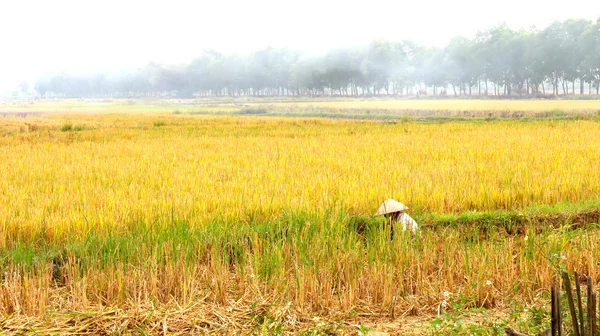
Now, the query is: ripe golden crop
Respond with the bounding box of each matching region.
[2,111,600,332]
[1,114,600,243]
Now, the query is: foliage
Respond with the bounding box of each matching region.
[33,18,600,98]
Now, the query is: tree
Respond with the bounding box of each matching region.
[19,81,30,96]
[446,36,478,95]
[581,19,600,94]
[562,19,592,94]
[421,48,448,95]
[32,17,600,98]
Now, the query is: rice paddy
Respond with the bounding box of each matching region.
[1,99,600,334]
[3,97,600,117]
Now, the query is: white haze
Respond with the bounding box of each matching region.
[1,0,599,92]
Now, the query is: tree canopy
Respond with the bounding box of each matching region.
[34,18,600,98]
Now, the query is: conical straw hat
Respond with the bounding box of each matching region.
[374,199,409,216]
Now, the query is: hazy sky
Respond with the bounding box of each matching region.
[1,0,599,92]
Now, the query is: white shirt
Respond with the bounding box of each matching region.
[397,212,418,234]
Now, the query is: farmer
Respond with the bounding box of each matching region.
[374,198,418,235]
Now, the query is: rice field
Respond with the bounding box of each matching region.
[267,99,600,113]
[1,102,600,334]
[3,97,600,118]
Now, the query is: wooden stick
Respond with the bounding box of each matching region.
[576,272,586,336]
[557,285,563,336]
[587,275,595,336]
[593,290,597,336]
[594,291,597,336]
[594,291,600,336]
[592,277,596,336]
[591,291,597,336]
[563,272,580,336]
[552,282,558,336]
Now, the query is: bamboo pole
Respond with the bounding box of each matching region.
[563,272,580,336]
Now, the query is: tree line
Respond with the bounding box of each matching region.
[34,18,600,98]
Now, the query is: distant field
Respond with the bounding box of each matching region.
[265,98,600,114]
[1,104,600,333]
[0,99,240,114]
[2,98,600,119]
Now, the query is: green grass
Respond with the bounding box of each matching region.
[3,203,598,278]
[60,122,73,132]
[60,122,85,131]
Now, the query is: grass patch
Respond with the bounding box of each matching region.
[237,107,268,115]
[59,123,85,132]
[60,123,73,132]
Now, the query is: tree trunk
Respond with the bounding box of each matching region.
[580,79,584,95]
[452,84,457,97]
